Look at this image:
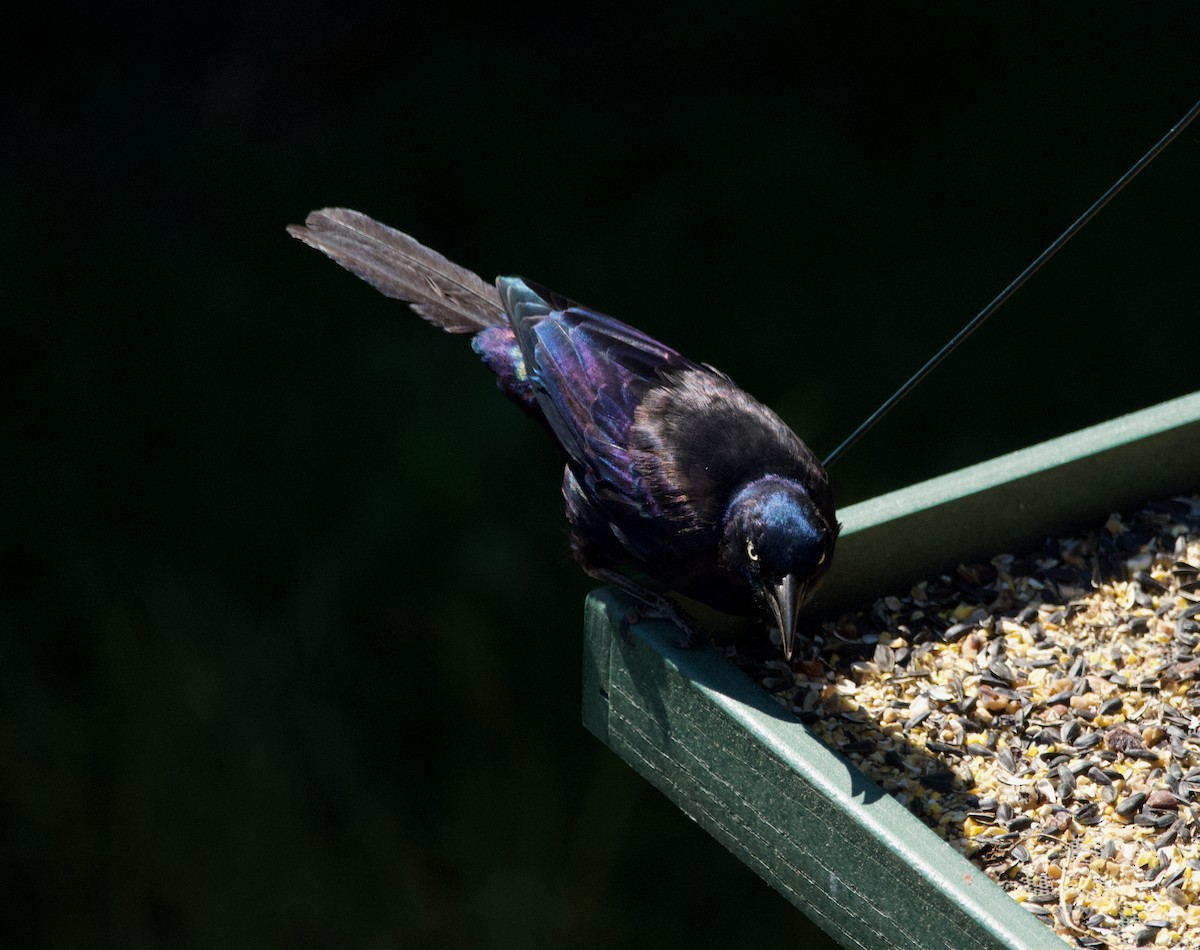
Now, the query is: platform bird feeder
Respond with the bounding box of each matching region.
[583,390,1200,950]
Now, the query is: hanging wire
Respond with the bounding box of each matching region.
[823,96,1200,469]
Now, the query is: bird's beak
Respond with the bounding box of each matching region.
[766,573,804,660]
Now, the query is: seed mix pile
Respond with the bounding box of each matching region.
[731,496,1200,947]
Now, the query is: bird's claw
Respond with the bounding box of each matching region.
[662,606,704,650]
[592,568,708,651]
[618,607,640,644]
[619,599,704,651]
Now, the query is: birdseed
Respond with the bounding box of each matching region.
[730,495,1200,947]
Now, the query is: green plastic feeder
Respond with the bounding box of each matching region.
[582,390,1200,950]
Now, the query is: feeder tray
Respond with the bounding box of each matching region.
[583,390,1200,950]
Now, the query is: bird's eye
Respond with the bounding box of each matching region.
[817,552,826,566]
[746,539,759,562]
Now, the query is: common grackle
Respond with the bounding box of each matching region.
[288,209,838,658]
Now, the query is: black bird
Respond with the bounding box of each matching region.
[288,209,838,658]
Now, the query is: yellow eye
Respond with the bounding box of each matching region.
[746,540,759,561]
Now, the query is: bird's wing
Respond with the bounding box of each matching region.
[499,278,701,508]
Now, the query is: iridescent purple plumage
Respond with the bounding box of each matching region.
[288,209,838,657]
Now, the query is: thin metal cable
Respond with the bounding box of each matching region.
[823,97,1200,469]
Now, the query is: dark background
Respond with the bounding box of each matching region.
[5,5,1198,948]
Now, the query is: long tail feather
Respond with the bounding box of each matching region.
[286,208,505,333]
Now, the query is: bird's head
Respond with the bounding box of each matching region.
[720,476,836,660]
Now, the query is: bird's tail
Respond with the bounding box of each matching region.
[287,208,506,333]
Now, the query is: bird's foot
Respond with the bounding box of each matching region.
[618,601,703,649]
[591,570,706,650]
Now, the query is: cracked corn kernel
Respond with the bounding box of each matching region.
[733,495,1200,948]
